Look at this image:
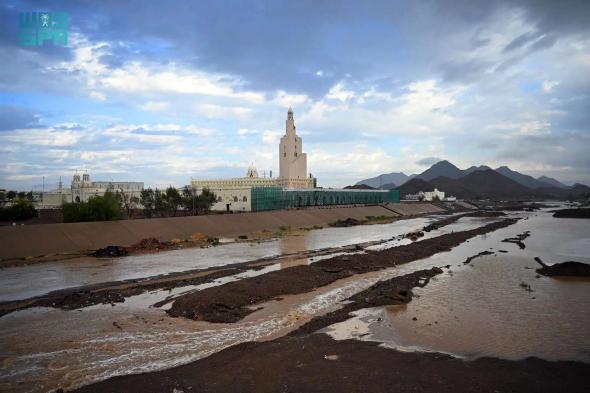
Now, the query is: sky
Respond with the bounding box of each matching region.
[1,0,589,190]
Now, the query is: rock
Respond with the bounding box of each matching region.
[431,267,443,274]
[412,317,418,321]
[91,245,128,258]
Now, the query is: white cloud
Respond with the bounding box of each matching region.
[542,80,559,93]
[140,101,170,111]
[196,104,252,119]
[326,83,356,102]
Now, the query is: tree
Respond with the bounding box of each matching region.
[62,191,123,222]
[165,186,182,216]
[6,190,17,200]
[116,188,140,218]
[154,189,166,216]
[196,188,217,214]
[0,198,37,221]
[181,186,195,214]
[140,188,156,218]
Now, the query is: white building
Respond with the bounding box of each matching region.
[41,173,144,208]
[191,108,314,212]
[404,188,446,202]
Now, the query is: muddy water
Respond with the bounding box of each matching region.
[0,215,454,302]
[326,211,590,363]
[0,213,479,392]
[3,211,582,392]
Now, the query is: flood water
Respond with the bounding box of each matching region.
[0,216,446,302]
[1,209,589,392]
[326,212,590,362]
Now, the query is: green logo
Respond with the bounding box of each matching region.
[19,12,69,46]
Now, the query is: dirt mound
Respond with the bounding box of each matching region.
[552,208,590,218]
[329,218,362,227]
[535,258,590,277]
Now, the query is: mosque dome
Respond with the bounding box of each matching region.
[246,163,259,178]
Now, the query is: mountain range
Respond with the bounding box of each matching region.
[355,160,587,200]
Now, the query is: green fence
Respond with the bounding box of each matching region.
[251,187,400,212]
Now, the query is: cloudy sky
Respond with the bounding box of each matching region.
[1,0,589,190]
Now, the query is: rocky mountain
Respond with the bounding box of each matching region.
[397,169,546,200]
[356,172,414,188]
[537,176,567,189]
[464,165,492,175]
[358,160,584,200]
[495,166,554,189]
[415,160,464,181]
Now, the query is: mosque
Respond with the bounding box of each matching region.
[191,108,398,212]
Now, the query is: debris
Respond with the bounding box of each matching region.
[90,245,128,258]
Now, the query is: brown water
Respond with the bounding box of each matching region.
[2,210,588,392]
[326,211,590,362]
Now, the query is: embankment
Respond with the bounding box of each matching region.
[0,203,444,261]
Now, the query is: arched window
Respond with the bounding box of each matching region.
[243,196,247,202]
[217,196,222,202]
[233,196,238,202]
[75,196,80,203]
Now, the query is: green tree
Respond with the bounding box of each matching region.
[196,188,217,214]
[181,186,195,214]
[165,186,182,216]
[6,190,17,200]
[62,191,123,222]
[154,189,166,217]
[0,198,37,221]
[140,188,156,218]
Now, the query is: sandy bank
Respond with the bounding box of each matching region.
[0,203,444,262]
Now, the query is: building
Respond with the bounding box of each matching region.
[41,173,144,208]
[191,108,314,211]
[404,188,456,202]
[277,107,314,188]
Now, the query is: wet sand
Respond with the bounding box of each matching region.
[72,333,590,393]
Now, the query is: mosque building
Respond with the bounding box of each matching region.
[41,173,144,208]
[191,108,397,212]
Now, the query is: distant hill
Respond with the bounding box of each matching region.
[357,160,584,200]
[537,176,567,189]
[464,165,492,175]
[356,172,414,188]
[395,178,434,197]
[396,169,541,200]
[458,169,538,199]
[344,184,376,190]
[415,160,464,181]
[429,176,478,199]
[495,166,554,189]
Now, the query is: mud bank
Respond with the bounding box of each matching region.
[74,269,589,393]
[552,208,590,218]
[290,267,443,336]
[0,205,405,262]
[73,334,590,393]
[168,218,517,322]
[535,257,590,277]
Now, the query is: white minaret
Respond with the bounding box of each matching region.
[279,107,308,183]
